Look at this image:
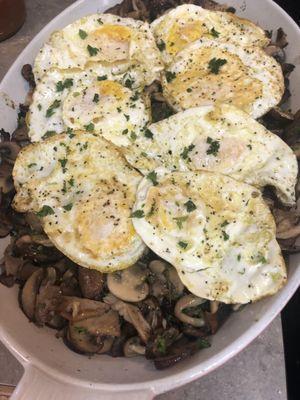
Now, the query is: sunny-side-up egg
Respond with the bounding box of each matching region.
[12,131,145,272]
[151,4,270,64]
[162,39,284,118]
[132,168,287,304]
[33,13,163,89]
[122,104,298,206]
[28,70,150,147]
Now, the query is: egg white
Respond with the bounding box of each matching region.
[28,70,150,147]
[123,104,297,206]
[151,4,270,64]
[162,39,284,118]
[132,168,287,304]
[12,132,145,272]
[34,13,163,88]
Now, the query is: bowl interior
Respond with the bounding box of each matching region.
[0,0,299,392]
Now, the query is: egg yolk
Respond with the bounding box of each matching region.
[167,21,207,56]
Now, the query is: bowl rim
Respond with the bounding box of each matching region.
[0,0,300,395]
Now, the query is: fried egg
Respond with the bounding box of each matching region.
[162,39,284,118]
[12,132,145,272]
[123,104,297,206]
[132,169,286,304]
[34,13,163,88]
[28,70,150,147]
[151,4,270,64]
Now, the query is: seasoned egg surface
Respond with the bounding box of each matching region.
[123,104,297,206]
[28,70,150,146]
[33,13,163,88]
[162,39,284,118]
[151,4,270,64]
[12,132,145,272]
[132,169,286,304]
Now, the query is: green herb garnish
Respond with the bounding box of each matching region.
[206,137,220,156]
[42,130,56,139]
[147,171,158,186]
[79,29,88,39]
[36,205,55,217]
[165,71,176,83]
[180,144,195,160]
[46,99,61,118]
[93,93,99,103]
[56,78,73,92]
[131,209,145,218]
[84,122,95,132]
[157,40,166,51]
[222,230,229,241]
[184,200,196,212]
[210,27,220,38]
[87,45,99,56]
[208,57,227,74]
[173,216,188,229]
[178,241,188,249]
[63,203,73,211]
[97,75,107,81]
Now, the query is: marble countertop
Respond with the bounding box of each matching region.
[0,1,287,399]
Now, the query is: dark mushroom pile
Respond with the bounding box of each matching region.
[0,0,300,370]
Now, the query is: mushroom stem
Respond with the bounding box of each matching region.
[175,295,206,327]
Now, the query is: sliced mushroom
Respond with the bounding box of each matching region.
[57,296,110,322]
[66,323,104,354]
[0,162,14,193]
[20,268,44,320]
[71,310,120,337]
[60,268,80,297]
[274,208,300,240]
[98,336,114,354]
[107,263,149,302]
[78,266,105,300]
[111,299,151,343]
[264,45,285,63]
[153,336,210,370]
[17,262,40,282]
[174,295,206,327]
[210,300,219,314]
[145,327,180,359]
[204,303,232,334]
[265,107,294,127]
[24,212,43,233]
[3,244,23,276]
[124,336,145,357]
[21,64,35,87]
[0,141,21,164]
[275,27,288,49]
[11,125,30,143]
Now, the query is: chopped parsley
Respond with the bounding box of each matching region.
[221,220,229,227]
[147,171,158,186]
[178,241,188,249]
[63,203,73,211]
[144,128,153,139]
[67,127,75,138]
[124,114,130,121]
[157,40,166,51]
[68,177,75,187]
[208,57,227,74]
[173,216,188,229]
[97,75,107,81]
[36,205,55,217]
[122,129,128,135]
[28,163,37,168]
[131,209,145,218]
[165,71,176,83]
[184,200,197,212]
[46,99,61,118]
[196,338,211,349]
[84,122,95,132]
[222,230,229,241]
[210,27,220,38]
[78,29,88,39]
[56,78,73,92]
[37,104,42,111]
[73,326,88,334]
[87,45,99,56]
[206,137,220,156]
[124,76,134,89]
[97,18,103,25]
[130,131,137,141]
[180,144,195,160]
[42,130,56,139]
[257,253,267,264]
[93,93,99,103]
[247,144,252,150]
[130,92,139,101]
[237,254,241,261]
[156,336,167,354]
[186,87,193,93]
[58,158,68,173]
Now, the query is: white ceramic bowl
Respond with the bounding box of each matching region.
[0,1,299,399]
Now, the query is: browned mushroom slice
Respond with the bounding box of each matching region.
[107,263,149,302]
[57,296,110,322]
[21,64,35,88]
[78,267,105,300]
[11,125,30,144]
[110,299,151,343]
[70,309,120,337]
[153,336,211,370]
[60,268,81,297]
[20,268,44,320]
[24,212,43,233]
[140,296,163,331]
[3,244,23,276]
[264,45,285,63]
[66,323,104,354]
[17,262,40,282]
[0,141,21,164]
[145,327,180,359]
[174,295,206,327]
[275,27,288,49]
[124,336,146,357]
[0,162,14,194]
[35,267,63,326]
[204,302,232,334]
[274,208,300,240]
